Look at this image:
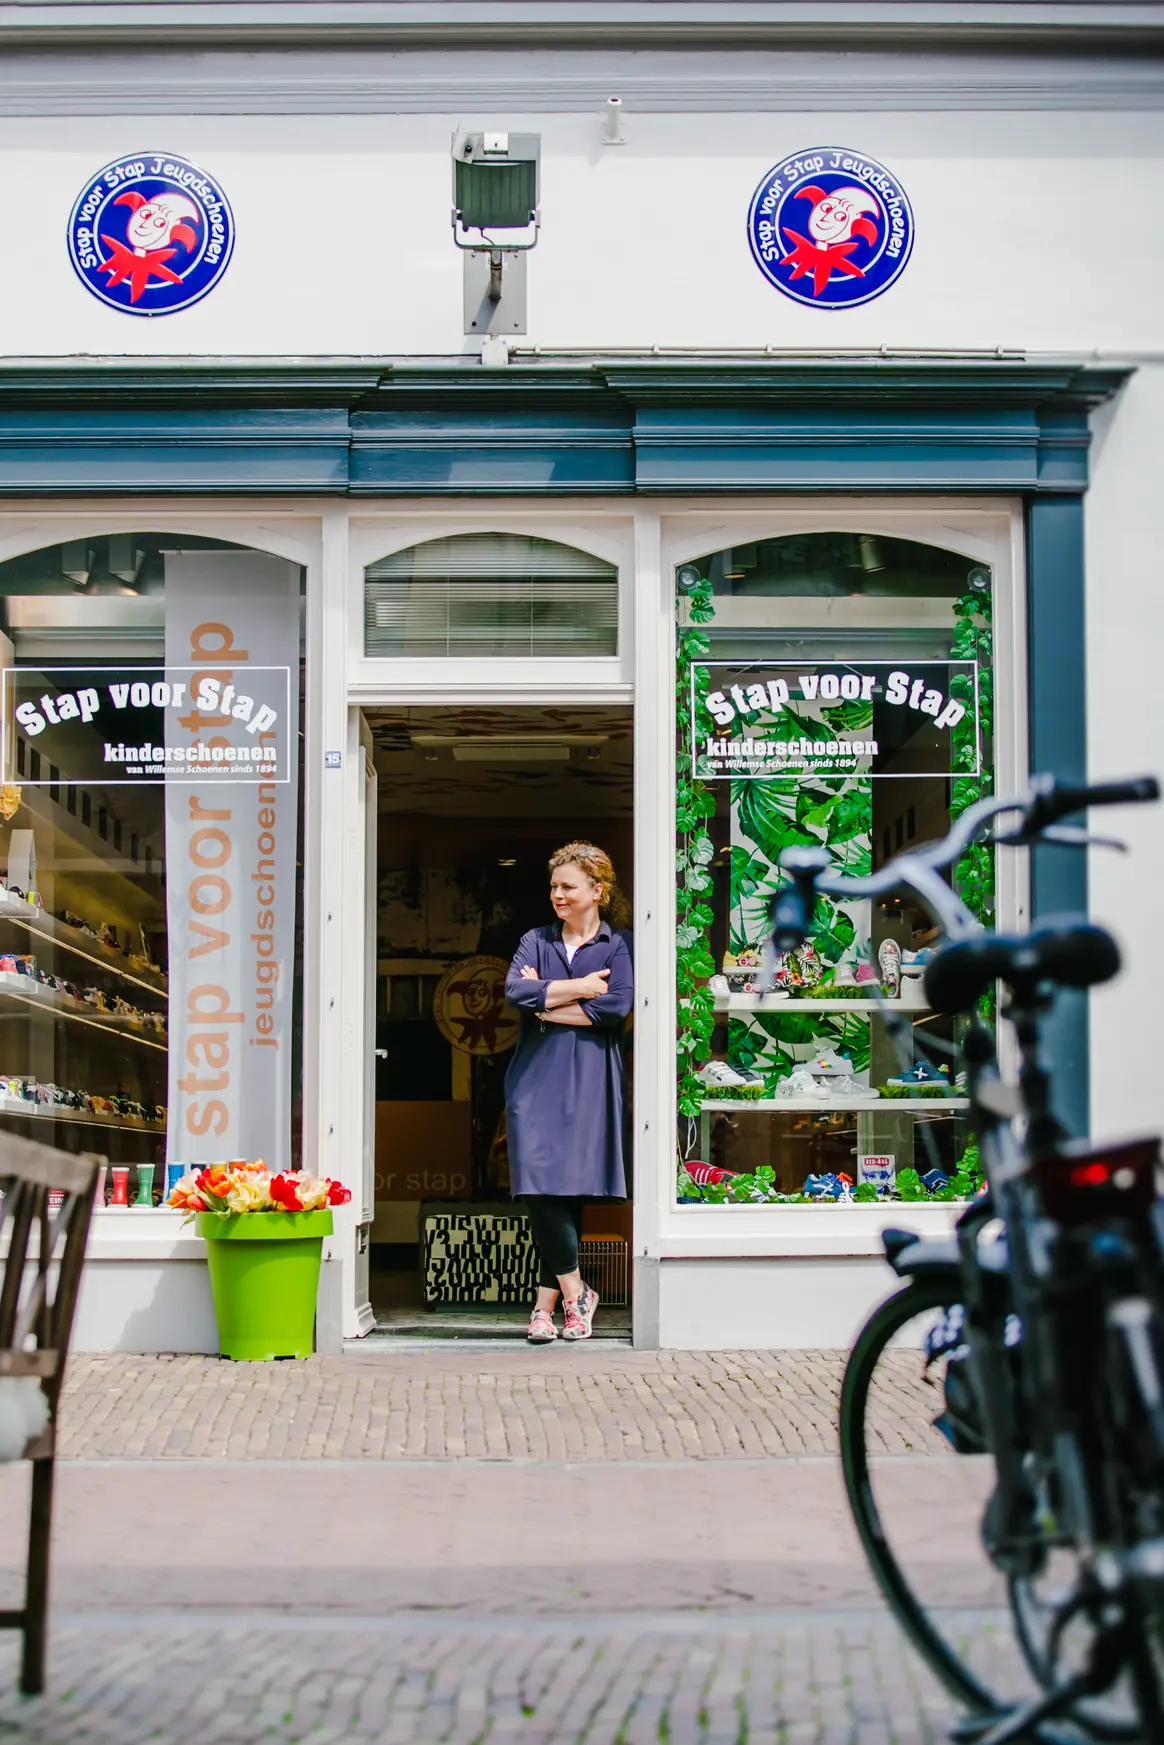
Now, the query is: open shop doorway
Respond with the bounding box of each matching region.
[366,704,634,1339]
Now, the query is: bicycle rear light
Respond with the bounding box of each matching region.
[1031,1136,1161,1226]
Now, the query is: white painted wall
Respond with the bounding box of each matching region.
[658,1255,910,1351]
[1086,365,1164,1144]
[0,109,1160,355]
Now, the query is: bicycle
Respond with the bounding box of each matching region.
[770,774,1164,1743]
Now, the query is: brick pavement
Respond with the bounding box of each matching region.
[0,1607,1032,1745]
[54,1348,946,1462]
[0,1350,1024,1742]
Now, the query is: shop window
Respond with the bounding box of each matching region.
[364,533,618,658]
[675,533,994,1210]
[0,533,306,1192]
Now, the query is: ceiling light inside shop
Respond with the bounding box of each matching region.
[453,743,570,762]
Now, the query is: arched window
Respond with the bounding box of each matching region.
[364,533,618,658]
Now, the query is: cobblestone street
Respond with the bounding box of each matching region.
[0,1349,1027,1743]
[49,1348,948,1463]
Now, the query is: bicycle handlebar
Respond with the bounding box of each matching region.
[772,773,1160,949]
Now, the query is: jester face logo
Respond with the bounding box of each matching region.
[748,148,914,309]
[68,154,235,315]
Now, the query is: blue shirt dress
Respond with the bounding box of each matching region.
[503,921,634,1199]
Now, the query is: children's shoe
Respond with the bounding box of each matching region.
[696,1059,755,1089]
[684,1161,739,1185]
[886,1058,950,1089]
[775,1066,831,1100]
[708,974,731,997]
[854,962,879,986]
[562,1286,599,1341]
[527,1307,558,1343]
[831,1075,878,1101]
[804,1172,853,1200]
[806,1049,853,1078]
[878,939,902,997]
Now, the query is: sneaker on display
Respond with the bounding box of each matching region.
[877,939,902,996]
[831,1075,878,1101]
[805,1049,853,1078]
[899,975,929,1009]
[803,1172,854,1199]
[886,1058,951,1090]
[775,1067,831,1100]
[728,1062,766,1085]
[707,974,731,996]
[696,1060,756,1090]
[902,948,935,968]
[853,961,879,986]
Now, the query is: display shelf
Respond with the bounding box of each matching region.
[16,783,162,905]
[0,970,167,1052]
[0,889,168,998]
[700,1096,970,1112]
[713,994,930,1014]
[0,1094,165,1133]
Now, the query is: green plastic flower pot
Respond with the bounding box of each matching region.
[196,1209,333,1361]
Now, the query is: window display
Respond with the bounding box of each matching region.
[0,535,304,1202]
[675,533,995,1207]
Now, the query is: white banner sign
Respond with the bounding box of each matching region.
[164,552,300,1172]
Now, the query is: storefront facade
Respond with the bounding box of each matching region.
[0,3,1159,1350]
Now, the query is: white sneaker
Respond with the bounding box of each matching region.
[708,974,731,997]
[775,1067,831,1100]
[805,1049,853,1078]
[696,1060,755,1089]
[878,939,902,997]
[831,1075,878,1101]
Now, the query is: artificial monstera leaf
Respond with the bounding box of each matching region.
[734,780,811,862]
[730,846,771,907]
[820,698,874,734]
[824,785,872,846]
[810,898,856,965]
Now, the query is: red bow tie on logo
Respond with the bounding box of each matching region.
[780,229,867,299]
[97,236,184,303]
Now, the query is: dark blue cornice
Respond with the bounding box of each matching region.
[0,356,1129,496]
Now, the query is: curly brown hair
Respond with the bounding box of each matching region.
[548,841,631,931]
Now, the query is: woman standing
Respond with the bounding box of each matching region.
[504,842,633,1343]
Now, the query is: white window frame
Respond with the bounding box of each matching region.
[638,497,1028,1262]
[347,507,635,706]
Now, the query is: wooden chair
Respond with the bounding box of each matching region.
[0,1134,98,1695]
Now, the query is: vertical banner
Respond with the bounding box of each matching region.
[164,553,300,1170]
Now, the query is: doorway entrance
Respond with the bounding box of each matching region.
[364,703,634,1339]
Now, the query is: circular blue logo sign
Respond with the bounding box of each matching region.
[67,153,235,316]
[747,148,913,309]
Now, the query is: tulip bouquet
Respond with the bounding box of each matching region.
[168,1160,351,1217]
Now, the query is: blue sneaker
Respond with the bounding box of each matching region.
[886,1058,950,1090]
[803,1172,852,1200]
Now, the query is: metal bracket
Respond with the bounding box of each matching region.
[464,248,527,335]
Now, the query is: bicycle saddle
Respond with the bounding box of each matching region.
[924,916,1120,1015]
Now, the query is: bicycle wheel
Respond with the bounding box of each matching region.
[839,1274,1022,1716]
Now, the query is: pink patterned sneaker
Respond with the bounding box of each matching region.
[562,1286,599,1341]
[527,1307,558,1344]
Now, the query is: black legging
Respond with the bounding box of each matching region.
[523,1195,585,1291]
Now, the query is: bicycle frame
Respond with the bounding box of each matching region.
[775,774,1164,1738]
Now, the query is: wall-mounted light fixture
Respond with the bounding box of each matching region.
[452,129,540,341]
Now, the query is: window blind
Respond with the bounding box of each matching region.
[364,534,618,658]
